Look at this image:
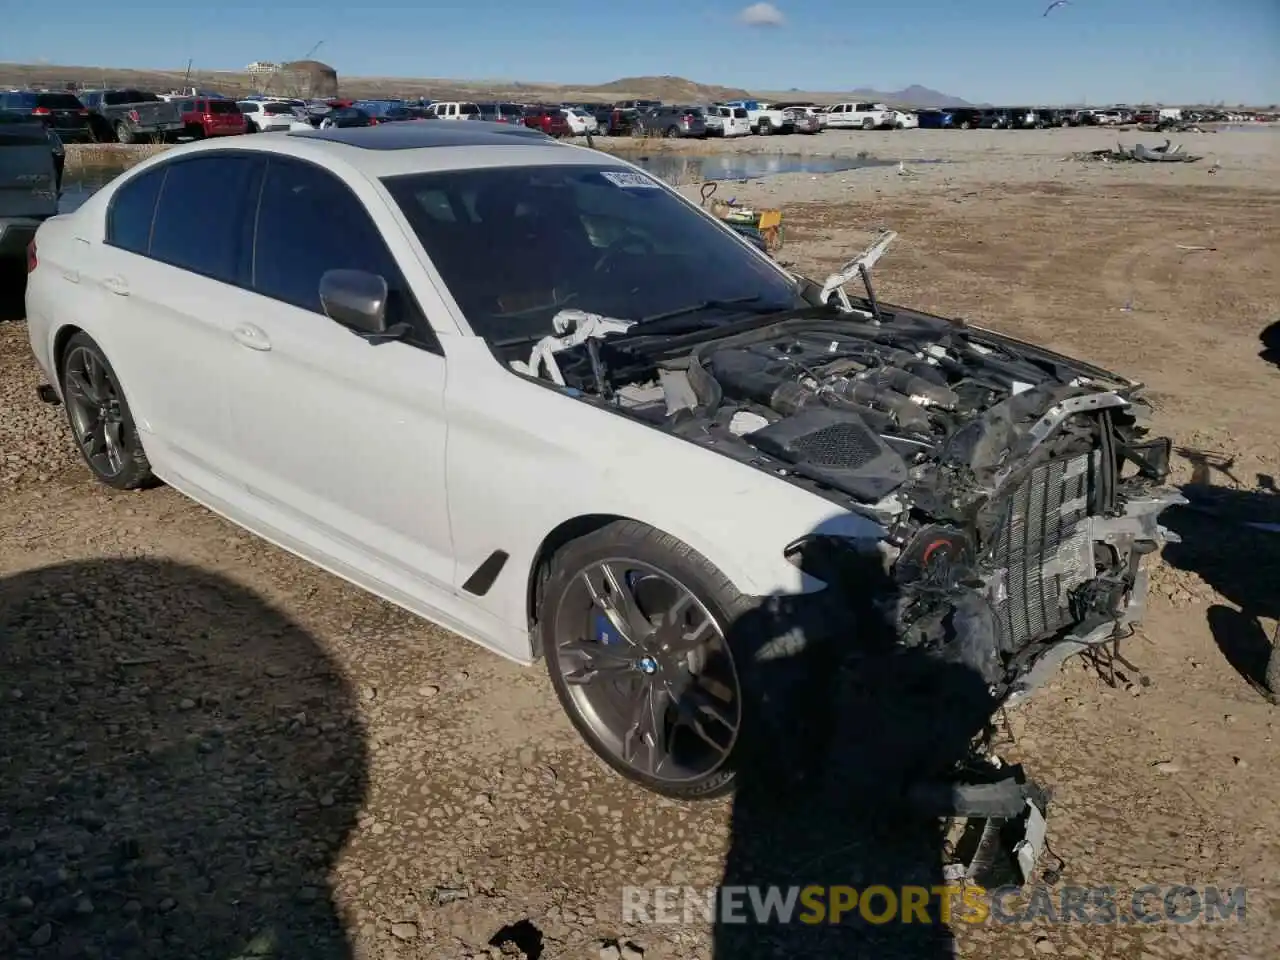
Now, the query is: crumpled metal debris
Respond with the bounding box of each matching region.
[1070,139,1203,163]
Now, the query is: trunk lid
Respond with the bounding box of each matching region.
[0,123,58,219]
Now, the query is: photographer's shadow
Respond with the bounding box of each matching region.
[1161,455,1280,700]
[0,559,368,958]
[715,536,1007,958]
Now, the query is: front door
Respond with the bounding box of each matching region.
[225,154,456,595]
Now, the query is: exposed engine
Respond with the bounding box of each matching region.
[515,288,1182,699]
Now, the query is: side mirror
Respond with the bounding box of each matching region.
[319,269,389,335]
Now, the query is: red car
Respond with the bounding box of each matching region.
[178,97,247,138]
[523,107,572,138]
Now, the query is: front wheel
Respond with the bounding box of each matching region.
[538,521,829,800]
[60,332,155,490]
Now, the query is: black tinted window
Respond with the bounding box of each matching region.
[149,156,262,282]
[105,166,166,255]
[382,165,801,343]
[36,93,84,109]
[253,157,430,343]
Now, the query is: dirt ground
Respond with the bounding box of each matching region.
[1,130,1278,960]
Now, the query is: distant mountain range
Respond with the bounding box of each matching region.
[0,62,974,107]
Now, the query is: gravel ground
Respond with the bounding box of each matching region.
[2,132,1279,959]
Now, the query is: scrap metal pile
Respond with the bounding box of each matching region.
[1072,139,1203,163]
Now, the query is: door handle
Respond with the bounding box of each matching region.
[102,275,129,296]
[233,324,271,351]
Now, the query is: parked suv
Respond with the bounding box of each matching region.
[179,98,247,138]
[0,90,92,143]
[522,107,572,138]
[633,106,707,138]
[477,102,525,125]
[237,100,299,133]
[947,107,984,129]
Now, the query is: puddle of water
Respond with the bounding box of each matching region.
[57,150,901,212]
[622,152,893,183]
[59,170,118,214]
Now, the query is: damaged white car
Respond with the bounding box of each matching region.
[24,124,1182,810]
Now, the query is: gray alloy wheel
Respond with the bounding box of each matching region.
[61,333,154,490]
[115,120,135,144]
[540,524,747,799]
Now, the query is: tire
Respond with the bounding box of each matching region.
[59,332,155,491]
[115,121,135,145]
[663,125,679,138]
[861,118,874,130]
[759,119,773,136]
[960,120,972,130]
[538,520,827,800]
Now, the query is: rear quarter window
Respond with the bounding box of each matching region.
[105,166,167,255]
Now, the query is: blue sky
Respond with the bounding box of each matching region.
[2,0,1276,104]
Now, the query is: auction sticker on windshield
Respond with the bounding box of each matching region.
[600,171,662,189]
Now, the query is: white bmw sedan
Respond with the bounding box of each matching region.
[24,122,1178,800]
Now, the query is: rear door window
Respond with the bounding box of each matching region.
[105,166,167,255]
[209,100,239,114]
[148,155,263,283]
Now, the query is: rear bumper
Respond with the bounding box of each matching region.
[0,217,43,259]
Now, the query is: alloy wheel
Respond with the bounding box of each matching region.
[64,346,129,478]
[551,559,741,784]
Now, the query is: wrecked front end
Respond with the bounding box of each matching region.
[529,303,1182,706]
[510,234,1183,879]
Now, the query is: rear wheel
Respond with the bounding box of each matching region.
[758,119,772,136]
[115,121,135,144]
[663,125,679,138]
[960,120,972,130]
[60,332,155,490]
[861,118,874,130]
[539,521,814,800]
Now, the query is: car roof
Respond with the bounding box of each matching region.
[138,121,624,178]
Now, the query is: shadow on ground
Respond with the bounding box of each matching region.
[714,537,1011,958]
[0,262,26,323]
[1260,319,1280,368]
[1162,453,1280,701]
[0,559,368,958]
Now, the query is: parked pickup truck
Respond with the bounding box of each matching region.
[0,119,62,260]
[722,99,789,135]
[78,89,184,144]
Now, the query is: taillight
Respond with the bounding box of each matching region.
[27,239,37,273]
[32,106,50,116]
[78,109,89,116]
[369,117,380,125]
[129,109,140,123]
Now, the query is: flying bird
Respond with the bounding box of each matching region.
[1043,0,1070,15]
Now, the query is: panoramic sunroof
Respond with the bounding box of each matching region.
[288,122,557,150]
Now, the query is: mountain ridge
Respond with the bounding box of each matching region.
[0,61,972,106]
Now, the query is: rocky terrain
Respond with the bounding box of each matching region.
[2,127,1278,959]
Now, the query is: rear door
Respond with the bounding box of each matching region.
[0,123,57,220]
[90,154,263,494]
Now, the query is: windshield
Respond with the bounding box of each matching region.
[382,164,802,343]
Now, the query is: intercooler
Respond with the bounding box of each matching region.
[990,452,1097,650]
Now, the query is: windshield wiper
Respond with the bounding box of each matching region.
[636,296,787,326]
